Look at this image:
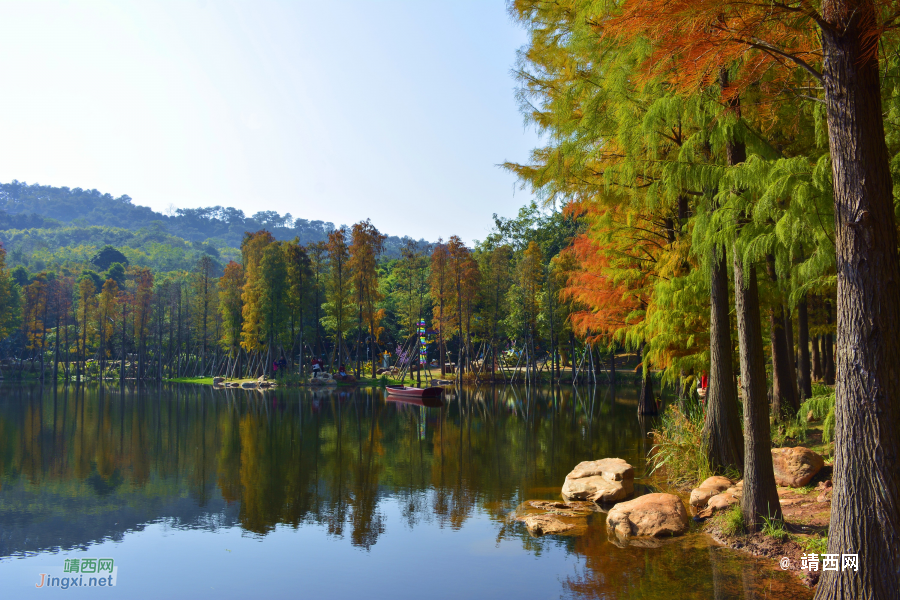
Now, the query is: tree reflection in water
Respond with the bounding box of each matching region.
[0,383,811,599]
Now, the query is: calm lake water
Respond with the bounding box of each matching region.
[0,383,811,599]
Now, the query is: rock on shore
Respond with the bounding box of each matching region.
[561,458,635,504]
[689,476,733,510]
[513,500,595,537]
[771,447,824,487]
[606,493,689,539]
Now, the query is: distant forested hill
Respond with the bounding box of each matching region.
[0,180,425,272]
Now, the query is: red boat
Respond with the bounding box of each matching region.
[385,385,443,405]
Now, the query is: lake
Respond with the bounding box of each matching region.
[0,383,811,599]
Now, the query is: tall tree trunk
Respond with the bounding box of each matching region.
[120,306,126,386]
[812,334,823,381]
[767,255,799,419]
[549,285,556,381]
[824,301,836,386]
[39,304,47,381]
[609,347,616,386]
[784,308,800,400]
[816,3,900,597]
[722,66,780,530]
[77,308,84,383]
[637,341,657,416]
[733,250,782,531]
[371,321,377,383]
[53,313,60,383]
[823,300,836,385]
[439,299,445,378]
[797,297,813,400]
[824,333,835,385]
[356,306,362,379]
[64,309,70,382]
[703,248,744,474]
[569,332,575,382]
[299,306,304,376]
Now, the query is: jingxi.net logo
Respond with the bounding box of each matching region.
[34,558,117,589]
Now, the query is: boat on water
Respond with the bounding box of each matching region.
[385,385,443,398]
[385,385,443,406]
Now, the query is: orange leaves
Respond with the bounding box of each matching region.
[606,0,822,114]
[560,234,644,343]
[558,202,662,345]
[350,220,387,341]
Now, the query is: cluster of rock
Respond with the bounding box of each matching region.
[517,457,690,543]
[212,376,275,389]
[690,447,825,518]
[519,446,826,544]
[309,373,338,386]
[690,477,743,517]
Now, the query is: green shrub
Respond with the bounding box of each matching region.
[715,504,745,537]
[795,533,828,555]
[801,390,836,443]
[801,392,835,421]
[761,515,788,542]
[772,415,809,445]
[822,407,835,443]
[648,404,713,485]
[772,390,836,446]
[278,373,302,387]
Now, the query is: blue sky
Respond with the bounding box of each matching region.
[0,0,543,244]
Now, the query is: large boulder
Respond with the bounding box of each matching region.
[562,476,634,503]
[690,476,733,510]
[212,377,225,386]
[519,514,575,536]
[771,447,825,487]
[514,500,594,537]
[562,458,635,504]
[519,500,597,517]
[606,493,689,539]
[567,458,634,481]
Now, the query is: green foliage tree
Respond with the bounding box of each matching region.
[91,245,129,271]
[349,220,386,377]
[322,228,354,371]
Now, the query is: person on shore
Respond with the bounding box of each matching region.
[338,363,347,379]
[312,358,322,378]
[698,371,708,402]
